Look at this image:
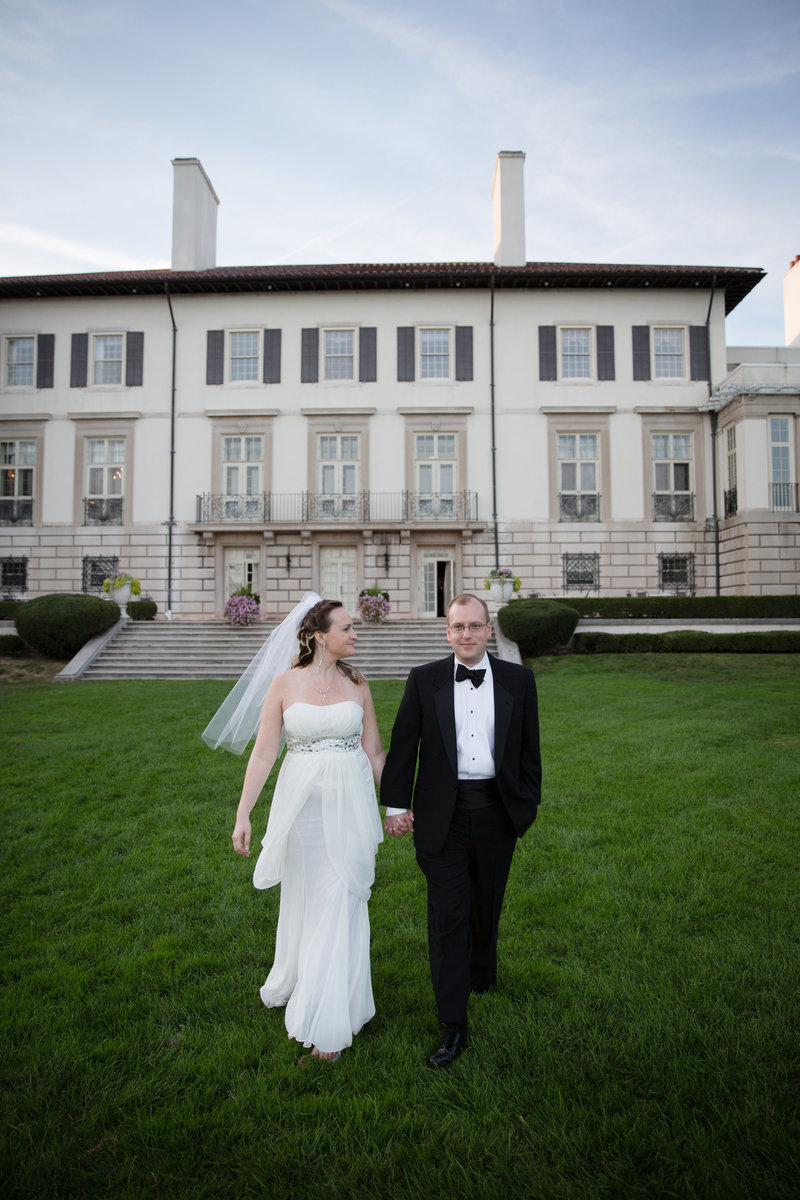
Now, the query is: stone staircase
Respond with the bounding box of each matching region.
[80,619,496,681]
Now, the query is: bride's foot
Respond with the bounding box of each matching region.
[311,1047,342,1061]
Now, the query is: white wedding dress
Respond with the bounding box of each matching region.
[252,700,383,1053]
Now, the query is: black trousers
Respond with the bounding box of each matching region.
[415,782,518,1027]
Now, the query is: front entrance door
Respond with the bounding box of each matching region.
[417,546,455,618]
[319,546,358,613]
[224,546,260,600]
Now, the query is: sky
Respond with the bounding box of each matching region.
[0,0,798,345]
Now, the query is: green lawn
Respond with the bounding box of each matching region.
[1,656,799,1199]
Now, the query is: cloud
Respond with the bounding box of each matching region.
[0,222,158,274]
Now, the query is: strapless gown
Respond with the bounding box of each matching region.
[252,701,383,1053]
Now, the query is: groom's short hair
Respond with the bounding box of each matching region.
[447,593,490,623]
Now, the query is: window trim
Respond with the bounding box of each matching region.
[640,413,704,522]
[547,414,610,523]
[305,413,371,499]
[227,329,262,385]
[209,417,273,498]
[0,422,44,527]
[403,414,467,497]
[72,419,135,526]
[0,555,28,597]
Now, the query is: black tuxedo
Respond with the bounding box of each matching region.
[381,653,541,1026]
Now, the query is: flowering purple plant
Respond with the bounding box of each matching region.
[357,589,391,623]
[484,567,521,592]
[224,594,261,626]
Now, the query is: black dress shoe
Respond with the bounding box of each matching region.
[426,1029,467,1068]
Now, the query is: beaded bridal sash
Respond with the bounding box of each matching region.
[285,733,362,754]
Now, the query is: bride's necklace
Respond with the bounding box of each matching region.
[315,668,337,702]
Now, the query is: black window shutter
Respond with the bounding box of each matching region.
[301,329,319,383]
[206,330,224,385]
[689,325,710,381]
[538,326,557,381]
[70,333,88,388]
[126,332,144,386]
[263,329,281,384]
[359,328,377,382]
[455,326,473,381]
[632,326,651,381]
[597,326,615,381]
[36,334,55,388]
[397,327,415,381]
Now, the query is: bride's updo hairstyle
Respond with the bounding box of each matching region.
[293,599,365,684]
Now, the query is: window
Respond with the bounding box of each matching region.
[84,437,124,524]
[71,332,143,387]
[538,326,614,382]
[658,553,695,594]
[229,332,260,382]
[324,329,354,380]
[414,433,457,517]
[221,435,264,518]
[557,433,599,520]
[1,440,35,524]
[632,325,709,382]
[6,337,34,386]
[397,326,473,382]
[652,433,693,520]
[315,434,361,518]
[769,417,794,511]
[93,335,123,385]
[724,426,738,517]
[563,553,600,591]
[1,556,27,596]
[82,555,118,593]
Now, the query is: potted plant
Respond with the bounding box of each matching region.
[357,588,391,623]
[224,593,261,626]
[102,571,141,617]
[484,567,521,604]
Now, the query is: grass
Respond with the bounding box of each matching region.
[1,655,799,1199]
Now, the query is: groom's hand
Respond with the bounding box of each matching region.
[384,811,413,837]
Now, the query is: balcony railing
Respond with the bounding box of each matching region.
[723,487,738,517]
[770,482,799,512]
[0,498,33,525]
[653,492,694,521]
[558,493,601,522]
[195,491,479,524]
[84,497,123,525]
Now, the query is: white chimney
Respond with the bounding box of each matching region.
[784,254,800,347]
[171,158,219,271]
[492,151,526,268]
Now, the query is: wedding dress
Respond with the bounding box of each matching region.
[252,700,383,1054]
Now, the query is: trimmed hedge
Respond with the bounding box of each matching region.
[0,600,21,620]
[563,595,800,619]
[15,593,119,659]
[128,600,157,621]
[0,633,29,657]
[496,598,580,656]
[574,631,800,654]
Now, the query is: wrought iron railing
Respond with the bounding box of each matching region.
[723,487,738,517]
[770,482,799,512]
[0,498,33,525]
[195,491,479,523]
[658,553,696,595]
[558,493,601,522]
[562,552,600,591]
[653,492,694,521]
[83,497,123,525]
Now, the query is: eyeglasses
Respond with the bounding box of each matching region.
[447,622,488,635]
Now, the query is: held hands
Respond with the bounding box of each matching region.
[232,816,251,857]
[384,811,414,838]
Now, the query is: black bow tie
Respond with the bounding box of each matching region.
[456,664,486,688]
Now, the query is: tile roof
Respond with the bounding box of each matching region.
[0,260,765,312]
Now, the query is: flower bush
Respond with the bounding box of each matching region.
[224,594,261,626]
[102,572,141,596]
[357,588,391,623]
[484,567,521,593]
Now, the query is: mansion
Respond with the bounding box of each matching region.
[1,153,799,619]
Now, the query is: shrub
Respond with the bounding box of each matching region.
[564,595,800,619]
[357,589,391,622]
[15,593,119,659]
[496,598,579,656]
[128,600,157,621]
[224,594,260,626]
[0,633,29,657]
[0,600,21,620]
[573,631,800,654]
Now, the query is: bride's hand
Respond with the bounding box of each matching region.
[232,816,251,857]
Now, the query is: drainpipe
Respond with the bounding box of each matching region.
[489,273,499,569]
[704,274,720,595]
[164,282,177,618]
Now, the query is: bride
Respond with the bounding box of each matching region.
[205,597,389,1061]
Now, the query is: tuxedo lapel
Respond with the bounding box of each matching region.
[433,655,458,779]
[491,656,514,768]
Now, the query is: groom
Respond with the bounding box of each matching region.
[381,593,541,1068]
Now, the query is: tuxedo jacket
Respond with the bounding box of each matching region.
[381,653,541,855]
